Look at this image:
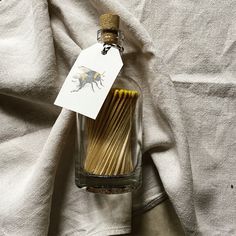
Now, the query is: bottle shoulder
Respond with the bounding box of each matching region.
[113,75,142,94]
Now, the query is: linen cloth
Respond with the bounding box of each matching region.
[0,0,235,235]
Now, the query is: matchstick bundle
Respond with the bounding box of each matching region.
[84,88,139,176]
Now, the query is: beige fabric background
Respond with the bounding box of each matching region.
[0,0,235,235]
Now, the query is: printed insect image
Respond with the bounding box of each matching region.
[71,66,105,92]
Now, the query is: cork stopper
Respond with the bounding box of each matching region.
[99,13,120,44]
[99,13,119,30]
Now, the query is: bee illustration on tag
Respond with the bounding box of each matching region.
[71,66,105,92]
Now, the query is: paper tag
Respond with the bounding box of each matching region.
[54,43,123,119]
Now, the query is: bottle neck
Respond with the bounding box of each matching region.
[97,29,124,54]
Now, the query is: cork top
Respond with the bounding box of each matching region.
[99,13,120,31]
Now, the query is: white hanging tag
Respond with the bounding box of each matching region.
[54,43,123,119]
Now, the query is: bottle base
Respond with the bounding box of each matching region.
[86,186,134,194]
[75,168,142,194]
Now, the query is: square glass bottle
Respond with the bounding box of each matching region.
[75,14,142,194]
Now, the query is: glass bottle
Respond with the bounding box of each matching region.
[75,13,142,194]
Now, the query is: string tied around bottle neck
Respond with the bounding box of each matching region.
[101,43,124,55]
